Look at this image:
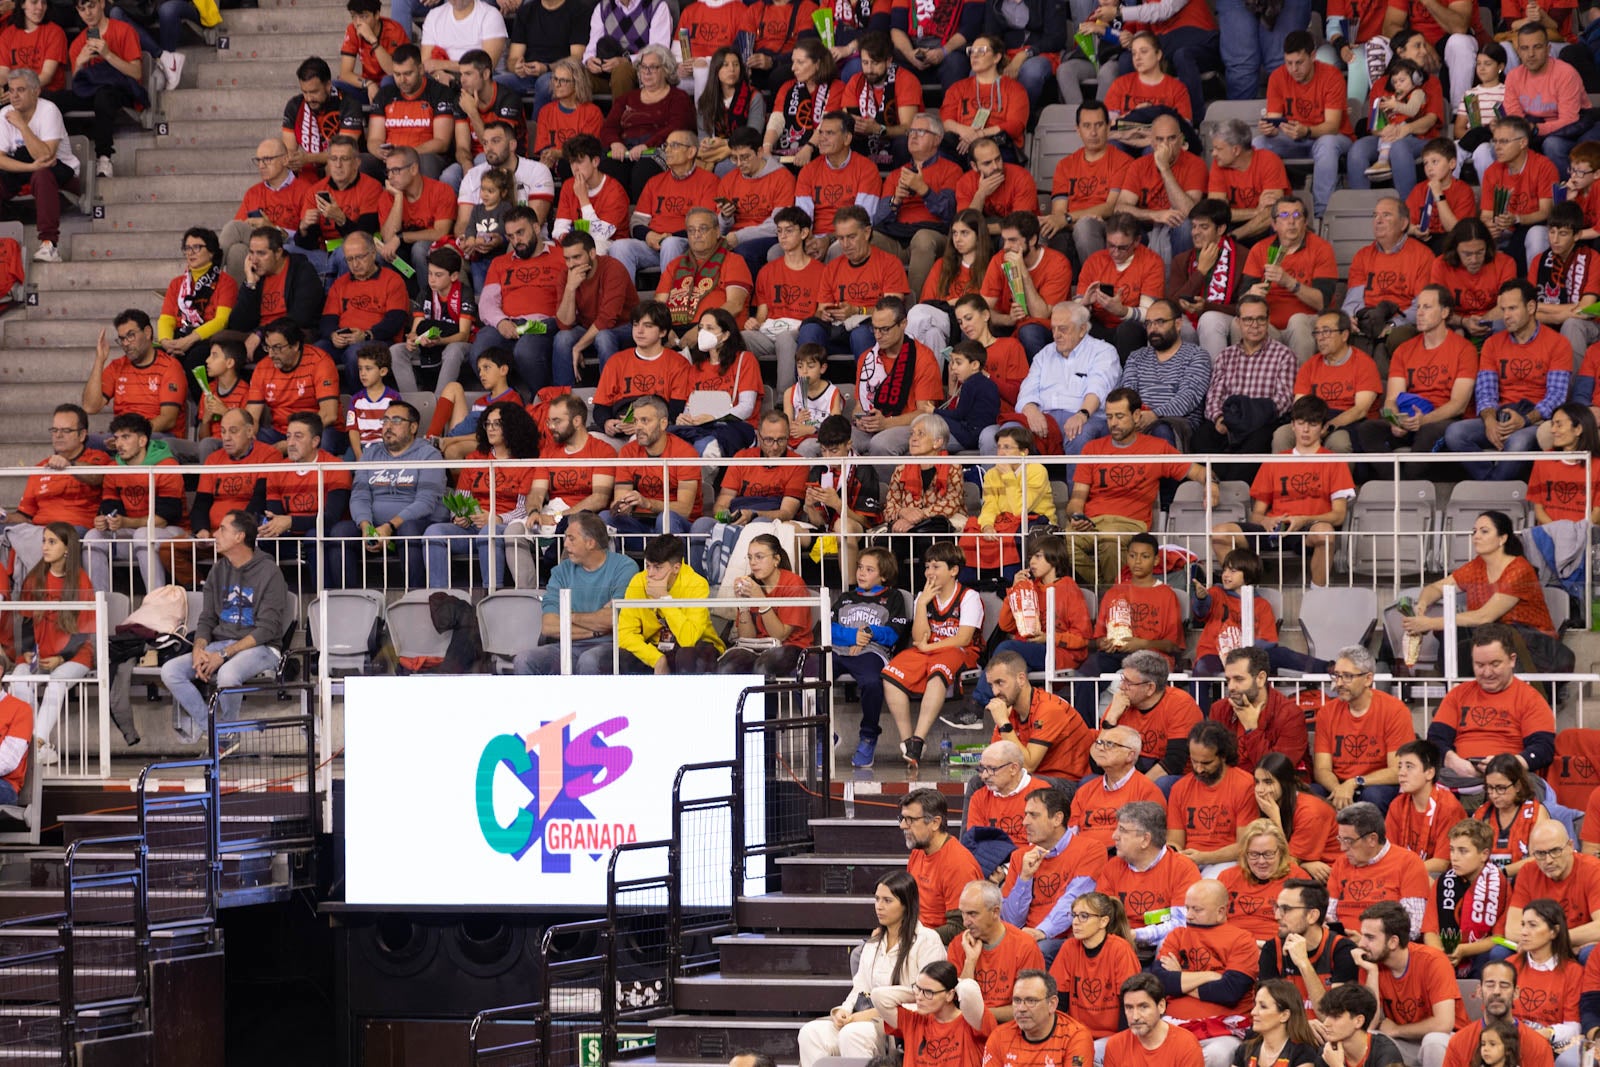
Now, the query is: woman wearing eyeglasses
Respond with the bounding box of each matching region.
[596,43,695,197]
[798,870,944,1066]
[531,57,604,178]
[872,960,988,1066]
[1046,891,1139,1057]
[938,34,1027,163]
[1471,754,1550,878]
[1219,820,1309,943]
[420,400,539,591]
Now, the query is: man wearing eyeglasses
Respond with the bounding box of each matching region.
[961,739,1034,872]
[608,131,719,283]
[1311,645,1411,813]
[874,113,964,293]
[1189,293,1296,472]
[293,135,384,283]
[377,143,460,284]
[190,409,284,540]
[1075,212,1165,355]
[1267,311,1380,455]
[982,970,1092,1064]
[654,206,752,351]
[901,789,983,942]
[1115,298,1211,450]
[844,292,934,456]
[1068,725,1165,848]
[329,400,445,587]
[1259,878,1359,1012]
[246,317,343,456]
[1503,821,1600,962]
[1239,194,1338,361]
[0,404,110,581]
[83,309,186,445]
[1479,115,1558,275]
[1325,802,1435,943]
[691,411,805,533]
[1339,196,1432,359]
[219,139,314,279]
[318,232,412,391]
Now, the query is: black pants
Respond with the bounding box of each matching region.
[82,82,138,158]
[1189,418,1276,484]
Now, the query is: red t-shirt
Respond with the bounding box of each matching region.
[532,101,604,157]
[1328,842,1440,935]
[1406,178,1478,235]
[721,446,807,503]
[1377,944,1468,1030]
[1244,234,1339,330]
[939,74,1029,142]
[1069,770,1166,847]
[322,269,409,337]
[946,923,1045,1011]
[1159,921,1260,1018]
[1096,847,1202,931]
[715,163,797,231]
[639,166,721,235]
[553,173,630,236]
[247,347,341,434]
[1509,852,1600,933]
[484,244,567,321]
[796,150,883,235]
[17,449,112,527]
[264,453,354,517]
[1480,323,1569,409]
[1047,937,1141,1038]
[1093,582,1184,673]
[1348,237,1435,310]
[1481,152,1561,218]
[594,349,693,409]
[1103,1023,1205,1067]
[1387,331,1478,409]
[1385,785,1468,863]
[1435,676,1556,759]
[755,257,828,322]
[1118,150,1208,214]
[1220,865,1310,942]
[615,434,702,520]
[377,177,457,234]
[535,435,617,507]
[1000,831,1109,929]
[909,836,983,927]
[1266,60,1355,138]
[102,352,187,425]
[1431,255,1517,319]
[3,22,68,93]
[1250,448,1357,518]
[1105,72,1191,121]
[1168,766,1259,854]
[820,247,910,309]
[1076,244,1165,328]
[68,18,139,74]
[195,441,283,530]
[1529,457,1600,521]
[1052,146,1132,215]
[979,249,1073,330]
[1115,684,1202,766]
[340,17,408,82]
[101,456,185,524]
[1294,350,1384,415]
[879,155,965,227]
[1208,149,1291,210]
[1314,690,1416,780]
[953,163,1037,220]
[1073,434,1189,523]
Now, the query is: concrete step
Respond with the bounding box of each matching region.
[31,260,188,291]
[712,933,857,978]
[214,32,345,61]
[675,974,848,1014]
[809,818,906,855]
[24,288,167,320]
[1,321,112,348]
[92,203,235,232]
[139,120,277,151]
[157,87,293,122]
[650,1016,802,1062]
[96,173,256,205]
[183,58,306,91]
[68,230,189,260]
[0,382,94,411]
[216,7,349,34]
[776,854,905,896]
[735,894,875,932]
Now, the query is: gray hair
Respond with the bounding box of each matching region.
[567,510,609,549]
[1336,645,1376,675]
[912,412,950,446]
[5,68,39,92]
[1335,801,1385,842]
[1051,300,1090,330]
[1118,800,1168,847]
[1103,724,1141,751]
[910,111,944,137]
[962,879,1003,910]
[1208,118,1252,149]
[685,205,718,227]
[1124,649,1170,691]
[639,44,680,86]
[632,395,669,421]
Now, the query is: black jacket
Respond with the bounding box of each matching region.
[981,0,1066,57]
[231,252,324,337]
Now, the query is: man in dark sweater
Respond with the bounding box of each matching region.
[231,227,327,368]
[159,510,291,743]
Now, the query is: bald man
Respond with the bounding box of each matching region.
[1149,879,1262,1067]
[950,879,1045,1022]
[1067,724,1167,849]
[1503,821,1600,959]
[727,1053,775,1067]
[221,138,315,277]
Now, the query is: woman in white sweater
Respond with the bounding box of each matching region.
[796,870,947,1065]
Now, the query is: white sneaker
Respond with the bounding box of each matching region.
[33,241,59,263]
[159,50,185,91]
[36,742,58,767]
[96,155,113,178]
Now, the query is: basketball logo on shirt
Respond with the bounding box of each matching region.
[1503,357,1536,382]
[973,963,1008,999]
[1550,482,1583,507]
[1334,733,1374,762]
[1288,472,1321,498]
[1410,364,1445,391]
[1233,894,1268,916]
[1180,945,1221,972]
[1124,888,1162,917]
[1466,704,1509,730]
[1343,877,1376,902]
[1034,871,1062,899]
[1187,805,1224,832]
[1371,269,1409,298]
[1076,976,1106,1007]
[996,812,1025,839]
[1516,989,1553,1016]
[1388,996,1428,1023]
[1127,601,1159,632]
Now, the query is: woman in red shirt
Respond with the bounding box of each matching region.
[1430,218,1516,344]
[1403,510,1557,654]
[420,401,539,591]
[1048,891,1140,1039]
[1510,898,1583,1054]
[1104,31,1191,123]
[765,39,847,167]
[1252,752,1339,881]
[873,960,990,1067]
[1530,403,1600,525]
[598,44,697,197]
[1473,754,1550,877]
[1220,820,1309,942]
[2,0,68,93]
[532,57,605,177]
[718,533,815,678]
[674,308,762,456]
[938,34,1028,161]
[9,522,99,761]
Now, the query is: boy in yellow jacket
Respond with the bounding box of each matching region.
[617,535,725,674]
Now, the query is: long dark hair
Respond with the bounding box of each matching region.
[1551,401,1600,456]
[1442,218,1498,270]
[1244,979,1319,1055]
[1254,751,1300,837]
[748,533,793,579]
[869,870,921,985]
[935,210,991,304]
[1519,898,1576,966]
[696,47,748,137]
[1476,510,1525,558]
[474,400,539,458]
[22,522,89,637]
[693,307,743,373]
[1481,753,1540,811]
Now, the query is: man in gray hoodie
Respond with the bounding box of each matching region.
[160,510,291,743]
[327,400,446,588]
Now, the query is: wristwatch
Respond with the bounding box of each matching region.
[1354,776,1366,791]
[997,723,1014,734]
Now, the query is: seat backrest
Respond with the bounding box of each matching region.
[715,523,800,609]
[1349,481,1437,577]
[1298,584,1377,660]
[476,589,544,658]
[1029,105,1081,190]
[1079,587,1098,624]
[979,590,1003,645]
[400,391,438,438]
[1257,586,1284,626]
[104,591,131,631]
[185,590,204,632]
[385,589,468,659]
[307,589,386,656]
[1438,481,1529,570]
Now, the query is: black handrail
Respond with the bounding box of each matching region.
[137,758,221,929]
[62,831,150,1050]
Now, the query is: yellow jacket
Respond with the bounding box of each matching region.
[616,564,725,667]
[977,462,1055,528]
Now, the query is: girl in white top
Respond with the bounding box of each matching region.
[796,870,946,1066]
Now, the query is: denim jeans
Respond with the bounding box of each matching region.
[161,641,282,736]
[158,0,199,52]
[472,326,559,394]
[514,636,615,675]
[327,519,430,588]
[1347,134,1425,201]
[554,324,634,378]
[1442,418,1543,479]
[1013,54,1055,112]
[389,0,443,38]
[1253,132,1352,218]
[497,70,554,121]
[609,238,668,283]
[1215,0,1312,100]
[796,319,876,357]
[968,639,1049,707]
[422,520,510,589]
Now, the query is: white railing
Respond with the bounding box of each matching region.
[0,596,113,780]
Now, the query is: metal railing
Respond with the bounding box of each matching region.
[61,832,149,1048]
[136,759,220,929]
[0,911,69,1063]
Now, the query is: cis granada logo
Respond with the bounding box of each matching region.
[474,713,635,873]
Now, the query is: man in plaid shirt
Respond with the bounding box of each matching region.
[1189,293,1296,476]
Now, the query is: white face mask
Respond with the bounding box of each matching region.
[696,331,720,353]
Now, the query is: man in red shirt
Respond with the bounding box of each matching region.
[1095,799,1202,948]
[1443,278,1572,479]
[693,412,806,539]
[999,786,1108,963]
[1114,113,1208,265]
[1239,194,1339,360]
[1352,283,1478,457]
[474,205,566,395]
[950,880,1046,1022]
[83,412,187,594]
[377,144,459,284]
[1044,100,1127,267]
[248,318,343,449]
[1328,803,1436,939]
[552,230,636,380]
[609,131,720,282]
[1353,901,1465,1066]
[653,206,752,350]
[1154,878,1260,1065]
[232,228,327,364]
[81,309,186,445]
[220,139,312,278]
[716,129,798,281]
[600,394,701,539]
[1076,213,1166,354]
[981,212,1073,357]
[742,206,827,386]
[367,42,456,179]
[318,232,411,388]
[801,207,911,361]
[261,411,353,573]
[875,112,965,293]
[1340,195,1435,357]
[1267,312,1381,454]
[192,409,284,539]
[1480,115,1559,274]
[1236,395,1357,587]
[902,788,982,940]
[848,294,937,455]
[1208,645,1309,773]
[1426,623,1557,788]
[2,404,111,579]
[954,136,1036,230]
[1251,31,1353,220]
[960,739,1036,867]
[292,135,383,282]
[1208,118,1290,242]
[1168,721,1264,874]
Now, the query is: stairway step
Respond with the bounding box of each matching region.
[712,933,858,978]
[134,144,264,176]
[650,1016,802,1061]
[140,119,281,151]
[96,173,256,205]
[68,231,189,260]
[808,818,907,855]
[675,974,848,1013]
[214,32,346,60]
[0,447,45,468]
[31,260,188,290]
[91,202,235,232]
[776,854,905,895]
[184,58,314,91]
[211,7,349,34]
[23,289,168,320]
[0,320,105,347]
[735,894,874,932]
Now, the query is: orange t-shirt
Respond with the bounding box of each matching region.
[715,163,797,231]
[484,244,567,321]
[1000,831,1109,929]
[879,156,966,227]
[1512,954,1583,1028]
[1328,842,1439,934]
[17,449,112,527]
[1105,71,1192,121]
[1118,150,1208,214]
[946,922,1045,1010]
[536,435,618,507]
[377,177,456,233]
[1386,331,1478,409]
[1168,766,1259,854]
[1442,1020,1557,1067]
[755,257,828,322]
[235,176,312,233]
[531,101,604,156]
[1069,770,1166,847]
[1529,458,1600,522]
[1093,583,1184,674]
[1479,323,1570,409]
[1509,851,1600,932]
[938,73,1029,141]
[996,687,1093,783]
[593,349,694,409]
[1293,349,1383,415]
[1073,434,1189,523]
[820,246,910,309]
[891,1007,989,1067]
[1375,943,1468,1030]
[1160,921,1261,1019]
[1048,935,1141,1038]
[1102,1021,1205,1067]
[1266,60,1355,138]
[1209,149,1291,210]
[1249,448,1357,518]
[677,0,752,55]
[322,268,409,337]
[102,352,187,425]
[1115,683,1201,768]
[1385,785,1467,863]
[101,456,185,525]
[1076,245,1165,329]
[1434,675,1556,760]
[1095,846,1202,931]
[1347,237,1435,311]
[1193,587,1277,664]
[966,780,1031,849]
[195,441,283,530]
[1244,234,1339,330]
[1406,178,1478,236]
[1052,147,1132,216]
[614,434,702,520]
[796,151,883,235]
[264,454,354,518]
[979,249,1073,331]
[1481,152,1561,218]
[982,1013,1095,1067]
[552,174,630,238]
[638,166,721,235]
[1219,865,1309,942]
[1314,690,1416,780]
[954,163,1038,220]
[1449,555,1556,636]
[247,347,341,435]
[855,339,944,413]
[908,836,984,928]
[1289,794,1342,864]
[1431,255,1518,319]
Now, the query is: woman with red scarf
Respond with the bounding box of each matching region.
[888,0,984,88]
[157,227,238,397]
[882,413,966,535]
[696,49,768,172]
[764,39,847,167]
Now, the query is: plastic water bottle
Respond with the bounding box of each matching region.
[939,738,954,769]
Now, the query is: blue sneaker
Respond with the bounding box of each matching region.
[851,737,877,768]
